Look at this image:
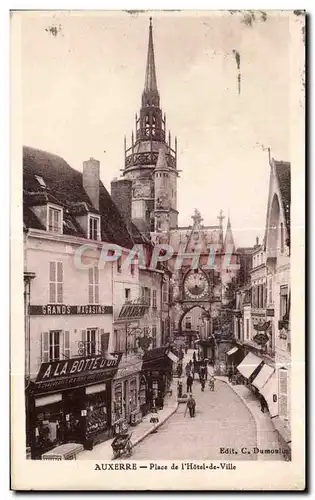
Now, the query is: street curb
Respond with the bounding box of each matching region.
[131,403,179,448]
[216,377,262,454]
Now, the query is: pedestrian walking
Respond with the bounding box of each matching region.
[228,367,233,382]
[186,374,193,393]
[193,351,197,363]
[185,362,191,377]
[209,375,215,391]
[185,394,196,418]
[260,395,268,413]
[200,378,205,392]
[199,365,206,382]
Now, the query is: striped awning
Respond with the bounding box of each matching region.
[252,364,275,391]
[237,352,263,379]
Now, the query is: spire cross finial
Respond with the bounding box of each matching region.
[192,208,203,225]
[149,16,152,26]
[217,209,225,227]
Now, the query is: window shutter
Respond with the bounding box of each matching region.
[279,369,288,419]
[57,283,63,304]
[49,283,56,303]
[57,262,63,282]
[95,285,99,304]
[88,268,94,304]
[94,266,99,284]
[101,331,109,355]
[96,329,100,354]
[41,332,49,363]
[148,288,151,306]
[50,262,56,282]
[64,330,70,359]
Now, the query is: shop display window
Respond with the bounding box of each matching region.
[129,378,137,411]
[152,380,159,399]
[113,383,123,421]
[86,391,108,438]
[139,377,146,406]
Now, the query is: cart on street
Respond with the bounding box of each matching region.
[111,432,133,459]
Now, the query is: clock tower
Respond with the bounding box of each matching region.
[123,18,179,236]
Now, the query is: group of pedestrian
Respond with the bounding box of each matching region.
[183,349,216,418]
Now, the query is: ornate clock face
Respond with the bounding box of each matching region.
[184,270,209,299]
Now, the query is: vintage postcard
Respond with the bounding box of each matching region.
[11,9,305,490]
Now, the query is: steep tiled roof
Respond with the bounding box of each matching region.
[23,146,135,249]
[274,160,291,233]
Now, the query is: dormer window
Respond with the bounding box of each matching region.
[47,204,63,233]
[35,175,46,188]
[88,214,101,241]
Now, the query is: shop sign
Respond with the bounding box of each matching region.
[29,304,113,316]
[253,332,269,346]
[114,360,143,380]
[34,354,122,393]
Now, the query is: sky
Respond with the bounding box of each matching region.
[21,10,298,247]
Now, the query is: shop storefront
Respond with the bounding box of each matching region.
[29,354,121,459]
[111,355,143,435]
[226,345,245,374]
[141,347,174,415]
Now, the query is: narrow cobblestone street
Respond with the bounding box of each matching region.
[132,352,257,461]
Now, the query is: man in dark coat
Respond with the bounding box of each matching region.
[186,394,196,418]
[186,374,193,393]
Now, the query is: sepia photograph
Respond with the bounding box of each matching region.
[11,8,305,490]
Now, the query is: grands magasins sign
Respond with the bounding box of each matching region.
[29,304,113,315]
[33,354,122,394]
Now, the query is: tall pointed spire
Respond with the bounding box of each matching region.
[224,216,235,251]
[144,17,158,93]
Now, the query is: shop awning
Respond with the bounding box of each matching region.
[237,352,263,379]
[167,351,179,363]
[260,372,278,417]
[142,347,172,372]
[226,346,239,356]
[252,364,275,391]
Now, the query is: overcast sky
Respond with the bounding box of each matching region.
[22,11,298,247]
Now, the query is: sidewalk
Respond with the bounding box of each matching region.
[77,378,179,460]
[215,374,285,461]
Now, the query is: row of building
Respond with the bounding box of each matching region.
[223,152,291,457]
[23,147,176,459]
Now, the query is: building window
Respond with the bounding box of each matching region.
[268,277,273,304]
[85,328,99,356]
[88,215,100,240]
[280,222,284,253]
[47,206,62,233]
[162,282,169,304]
[49,331,61,361]
[125,288,131,302]
[279,368,288,419]
[142,287,151,306]
[152,289,157,309]
[117,257,122,274]
[49,261,63,303]
[130,262,136,277]
[88,267,99,304]
[152,326,157,348]
[280,286,289,320]
[185,316,192,330]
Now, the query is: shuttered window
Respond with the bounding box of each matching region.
[279,368,288,419]
[49,261,63,304]
[41,330,70,362]
[268,277,273,304]
[86,328,100,356]
[88,267,99,304]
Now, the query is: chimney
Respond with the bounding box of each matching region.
[83,158,100,210]
[111,178,132,227]
[256,236,259,246]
